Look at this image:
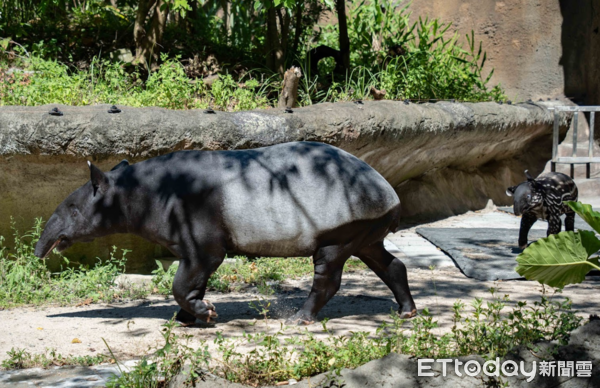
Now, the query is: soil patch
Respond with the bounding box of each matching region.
[1,267,599,365]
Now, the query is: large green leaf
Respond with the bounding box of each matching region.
[516,231,600,288]
[579,229,600,256]
[566,201,600,234]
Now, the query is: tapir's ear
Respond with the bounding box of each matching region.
[506,186,517,197]
[110,159,129,171]
[525,170,535,181]
[88,161,109,196]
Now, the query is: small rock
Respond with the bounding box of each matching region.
[480,199,496,213]
[110,48,134,63]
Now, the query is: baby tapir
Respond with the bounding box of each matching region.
[506,170,578,249]
[34,141,417,325]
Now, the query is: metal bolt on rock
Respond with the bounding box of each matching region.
[49,107,63,116]
[108,105,122,114]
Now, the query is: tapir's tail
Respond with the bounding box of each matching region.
[388,203,402,234]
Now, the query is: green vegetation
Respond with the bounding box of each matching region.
[1,347,112,369]
[0,218,148,308]
[516,201,600,287]
[316,1,505,102]
[105,317,211,388]
[1,0,506,111]
[0,56,274,110]
[105,289,580,387]
[152,256,367,295]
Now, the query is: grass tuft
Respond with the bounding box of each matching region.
[0,218,148,308]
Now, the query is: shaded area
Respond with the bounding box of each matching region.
[560,1,600,142]
[46,294,397,325]
[415,228,550,280]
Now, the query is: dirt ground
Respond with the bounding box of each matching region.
[1,210,599,365]
[1,263,599,364]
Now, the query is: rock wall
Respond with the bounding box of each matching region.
[0,101,569,272]
[408,0,564,101]
[407,1,600,106]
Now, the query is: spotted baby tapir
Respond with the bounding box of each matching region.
[506,170,579,249]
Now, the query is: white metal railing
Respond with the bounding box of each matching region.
[551,106,600,178]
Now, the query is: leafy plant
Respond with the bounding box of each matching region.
[105,316,211,388]
[211,289,580,386]
[346,0,413,65]
[310,0,505,103]
[1,347,111,369]
[0,54,276,111]
[516,201,600,287]
[0,218,148,308]
[451,289,580,358]
[210,73,274,111]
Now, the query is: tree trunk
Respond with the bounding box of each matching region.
[291,2,304,60]
[336,0,350,73]
[133,0,155,65]
[266,7,285,75]
[278,66,302,108]
[133,0,170,70]
[189,0,199,34]
[279,8,291,57]
[221,0,230,41]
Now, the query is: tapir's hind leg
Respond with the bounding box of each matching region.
[172,253,224,325]
[286,245,350,325]
[355,241,417,318]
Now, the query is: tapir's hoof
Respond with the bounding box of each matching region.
[203,300,218,323]
[288,318,315,326]
[398,309,417,319]
[175,301,218,327]
[285,312,316,326]
[203,300,215,311]
[519,244,527,250]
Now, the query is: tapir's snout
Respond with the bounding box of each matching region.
[34,214,66,259]
[513,202,523,216]
[34,237,64,259]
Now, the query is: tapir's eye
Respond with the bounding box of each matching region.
[71,209,77,218]
[526,194,531,200]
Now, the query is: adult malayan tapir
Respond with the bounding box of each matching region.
[35,141,417,325]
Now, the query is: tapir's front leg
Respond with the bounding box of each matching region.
[172,252,225,325]
[565,212,575,232]
[519,213,537,249]
[547,214,562,237]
